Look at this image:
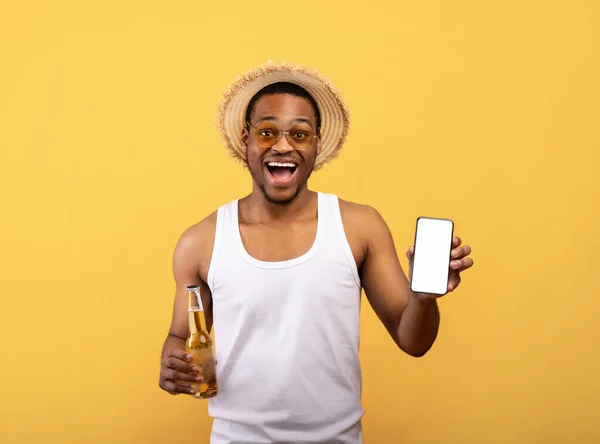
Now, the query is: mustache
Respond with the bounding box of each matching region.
[262,151,301,162]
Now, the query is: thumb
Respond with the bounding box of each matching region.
[406,246,414,262]
[406,246,415,277]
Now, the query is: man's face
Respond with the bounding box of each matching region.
[242,93,321,205]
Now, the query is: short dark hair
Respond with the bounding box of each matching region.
[245,82,321,131]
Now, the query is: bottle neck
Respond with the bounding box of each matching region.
[188,288,202,310]
[187,287,209,335]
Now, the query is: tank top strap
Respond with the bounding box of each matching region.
[207,201,228,290]
[315,192,336,234]
[323,193,362,288]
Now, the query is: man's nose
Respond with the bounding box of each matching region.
[271,133,294,153]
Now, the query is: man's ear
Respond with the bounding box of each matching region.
[316,134,322,156]
[241,126,249,148]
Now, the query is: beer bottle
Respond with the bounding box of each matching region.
[186,285,218,399]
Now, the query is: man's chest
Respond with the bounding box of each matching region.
[197,213,367,284]
[238,219,365,266]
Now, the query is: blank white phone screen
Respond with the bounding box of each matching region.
[410,218,454,295]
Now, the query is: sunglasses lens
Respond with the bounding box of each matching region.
[287,125,315,150]
[253,122,280,148]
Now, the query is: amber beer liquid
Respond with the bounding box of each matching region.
[186,285,218,399]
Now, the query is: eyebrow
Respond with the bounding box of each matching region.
[254,116,314,128]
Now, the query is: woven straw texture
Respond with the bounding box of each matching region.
[216,61,350,170]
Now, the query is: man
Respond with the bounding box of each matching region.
[158,61,474,443]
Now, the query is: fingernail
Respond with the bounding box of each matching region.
[195,376,204,382]
[190,389,196,395]
[186,355,193,361]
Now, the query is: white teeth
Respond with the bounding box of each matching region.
[267,162,296,168]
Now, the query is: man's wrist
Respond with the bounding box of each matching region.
[409,290,438,305]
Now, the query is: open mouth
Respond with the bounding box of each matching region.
[265,161,298,185]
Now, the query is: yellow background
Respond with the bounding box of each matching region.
[1,1,599,443]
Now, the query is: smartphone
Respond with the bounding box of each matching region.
[409,217,454,296]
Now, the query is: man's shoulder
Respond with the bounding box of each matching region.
[178,196,239,243]
[322,194,393,263]
[185,210,218,239]
[173,209,219,261]
[332,196,396,258]
[336,196,385,226]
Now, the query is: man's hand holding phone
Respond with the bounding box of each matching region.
[407,217,474,299]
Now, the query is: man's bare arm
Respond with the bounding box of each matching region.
[355,205,440,357]
[158,213,216,395]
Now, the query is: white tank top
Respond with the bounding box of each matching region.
[206,192,364,444]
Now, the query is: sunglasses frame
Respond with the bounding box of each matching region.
[246,121,319,150]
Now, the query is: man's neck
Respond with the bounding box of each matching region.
[240,188,317,223]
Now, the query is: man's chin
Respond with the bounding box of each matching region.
[260,184,301,206]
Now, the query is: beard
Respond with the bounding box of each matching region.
[259,181,302,205]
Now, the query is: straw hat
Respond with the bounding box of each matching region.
[217,60,350,170]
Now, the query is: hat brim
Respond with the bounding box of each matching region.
[217,61,350,170]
